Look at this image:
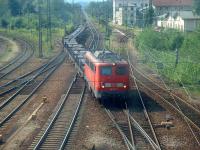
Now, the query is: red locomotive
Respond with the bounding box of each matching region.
[84,50,129,101]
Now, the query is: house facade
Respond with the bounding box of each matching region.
[154,0,200,32]
[153,0,193,16]
[113,0,149,26]
[157,11,200,31]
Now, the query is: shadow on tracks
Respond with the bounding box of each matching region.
[128,90,165,113]
[101,89,166,113]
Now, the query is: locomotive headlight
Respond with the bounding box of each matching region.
[123,85,127,88]
[101,83,105,88]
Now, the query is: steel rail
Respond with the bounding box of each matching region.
[128,57,162,150]
[0,37,32,72]
[131,62,200,131]
[0,62,59,97]
[33,74,84,149]
[131,63,200,115]
[0,50,64,89]
[129,58,200,141]
[125,111,160,150]
[0,53,65,110]
[127,50,200,146]
[141,46,197,105]
[0,54,65,127]
[106,108,160,150]
[83,11,95,50]
[0,51,65,95]
[105,108,135,150]
[83,10,100,51]
[0,39,34,80]
[131,77,162,149]
[131,75,200,138]
[59,84,86,149]
[125,103,135,148]
[0,51,25,72]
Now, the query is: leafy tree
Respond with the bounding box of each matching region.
[1,18,9,28]
[15,18,25,28]
[193,0,200,15]
[135,28,185,51]
[8,0,22,16]
[86,0,113,22]
[181,32,200,62]
[0,0,8,16]
[145,6,155,26]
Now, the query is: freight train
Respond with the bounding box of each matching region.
[64,26,129,102]
[84,50,129,100]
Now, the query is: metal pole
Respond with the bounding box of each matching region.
[47,0,52,49]
[38,0,43,58]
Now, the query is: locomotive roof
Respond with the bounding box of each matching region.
[85,50,127,64]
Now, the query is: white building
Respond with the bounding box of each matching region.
[157,11,200,32]
[113,0,149,26]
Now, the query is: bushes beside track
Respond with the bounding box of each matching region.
[134,28,200,87]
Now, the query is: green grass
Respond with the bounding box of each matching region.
[0,28,64,58]
[138,46,200,85]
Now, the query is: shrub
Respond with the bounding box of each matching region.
[1,19,9,28]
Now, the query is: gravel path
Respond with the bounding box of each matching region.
[0,36,19,65]
[69,96,126,150]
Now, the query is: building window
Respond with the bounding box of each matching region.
[131,6,134,10]
[131,20,134,24]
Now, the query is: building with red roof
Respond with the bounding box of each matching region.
[153,0,193,15]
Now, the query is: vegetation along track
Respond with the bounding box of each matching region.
[0,51,66,141]
[0,38,34,81]
[127,51,200,147]
[29,74,86,150]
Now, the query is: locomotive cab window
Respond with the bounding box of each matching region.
[116,66,127,75]
[101,66,112,75]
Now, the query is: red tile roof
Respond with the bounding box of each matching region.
[153,0,193,6]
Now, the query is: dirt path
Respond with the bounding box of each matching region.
[0,35,19,66]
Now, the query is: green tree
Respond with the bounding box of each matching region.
[1,18,9,28]
[8,0,22,16]
[145,6,154,26]
[193,0,200,15]
[0,0,8,16]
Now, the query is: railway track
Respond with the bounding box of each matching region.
[0,51,66,141]
[83,11,101,50]
[127,51,200,147]
[105,106,161,150]
[29,75,86,150]
[0,52,63,97]
[0,38,34,81]
[128,81,161,149]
